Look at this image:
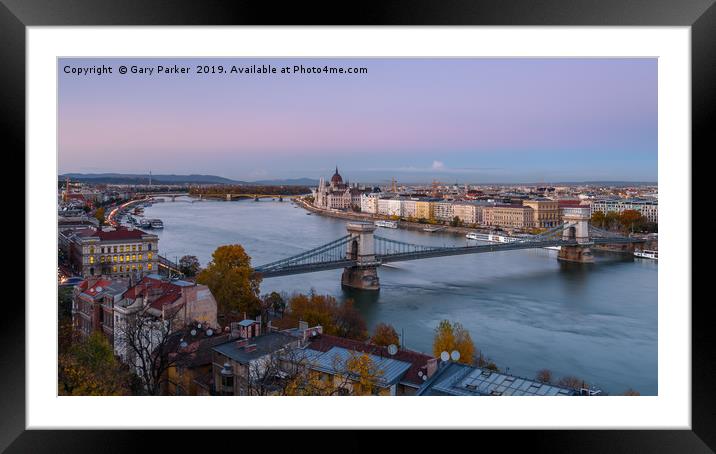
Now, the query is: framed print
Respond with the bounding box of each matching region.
[6,0,713,451]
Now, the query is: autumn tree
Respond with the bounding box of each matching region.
[345,351,384,395]
[557,375,586,390]
[619,209,644,233]
[94,207,106,225]
[604,211,621,231]
[58,332,130,396]
[535,369,553,384]
[178,255,200,277]
[432,320,475,365]
[333,299,368,341]
[591,211,606,229]
[284,293,368,341]
[371,323,400,347]
[196,244,262,317]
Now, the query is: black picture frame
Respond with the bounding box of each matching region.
[5,0,711,451]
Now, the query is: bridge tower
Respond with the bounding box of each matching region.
[341,222,380,291]
[226,193,232,201]
[559,207,594,263]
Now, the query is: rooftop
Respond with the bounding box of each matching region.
[418,362,576,396]
[213,332,298,364]
[307,346,412,387]
[76,226,153,241]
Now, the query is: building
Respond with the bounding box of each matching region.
[61,225,159,278]
[313,167,367,211]
[451,201,491,225]
[590,199,658,223]
[417,362,578,396]
[522,199,560,228]
[483,205,534,230]
[72,278,129,341]
[113,274,219,364]
[433,201,455,221]
[400,199,418,219]
[165,322,230,396]
[377,198,402,217]
[415,200,435,221]
[302,333,438,396]
[360,193,380,214]
[211,331,301,396]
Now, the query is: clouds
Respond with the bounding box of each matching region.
[431,160,445,170]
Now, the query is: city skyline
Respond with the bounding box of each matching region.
[59,58,657,183]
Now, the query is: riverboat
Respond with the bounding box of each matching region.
[634,249,658,260]
[150,219,164,229]
[375,220,398,229]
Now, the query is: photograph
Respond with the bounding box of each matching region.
[57,57,658,398]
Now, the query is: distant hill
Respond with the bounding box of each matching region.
[59,173,318,186]
[252,178,319,186]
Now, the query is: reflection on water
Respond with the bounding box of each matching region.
[144,198,658,395]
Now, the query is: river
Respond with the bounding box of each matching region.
[142,197,658,395]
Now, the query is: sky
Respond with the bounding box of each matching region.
[58,58,657,184]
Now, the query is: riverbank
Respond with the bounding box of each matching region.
[294,198,499,237]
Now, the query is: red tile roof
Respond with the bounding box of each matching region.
[123,276,183,309]
[77,226,149,241]
[306,334,434,386]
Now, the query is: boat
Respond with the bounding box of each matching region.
[634,249,658,260]
[543,246,562,251]
[487,233,519,243]
[150,219,164,229]
[423,226,446,233]
[138,218,151,229]
[466,232,490,241]
[375,220,398,229]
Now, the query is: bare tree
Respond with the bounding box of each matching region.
[535,369,553,384]
[114,305,189,395]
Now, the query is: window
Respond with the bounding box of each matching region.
[147,263,152,270]
[113,255,117,262]
[138,245,142,251]
[148,252,153,260]
[132,264,136,270]
[119,255,123,262]
[120,245,125,252]
[138,254,143,261]
[148,244,152,251]
[100,256,105,263]
[132,245,137,251]
[125,255,130,262]
[89,256,94,264]
[113,266,117,273]
[119,266,123,272]
[138,264,143,270]
[89,246,95,254]
[132,254,136,261]
[113,246,117,253]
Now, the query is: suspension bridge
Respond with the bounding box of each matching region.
[253,207,645,291]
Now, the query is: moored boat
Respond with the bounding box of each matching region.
[634,249,658,260]
[374,220,398,229]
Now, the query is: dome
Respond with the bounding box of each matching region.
[330,166,343,185]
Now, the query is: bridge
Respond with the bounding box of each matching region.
[253,207,645,291]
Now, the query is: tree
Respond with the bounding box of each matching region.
[345,351,384,395]
[619,209,644,233]
[604,211,621,231]
[371,323,400,347]
[178,255,200,277]
[94,207,105,225]
[557,375,586,390]
[196,244,262,317]
[58,332,130,395]
[333,299,368,341]
[591,211,606,229]
[432,320,475,365]
[264,291,286,316]
[114,306,188,395]
[535,369,553,384]
[284,293,368,341]
[450,216,462,227]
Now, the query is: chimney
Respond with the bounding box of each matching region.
[426,358,438,378]
[235,338,248,348]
